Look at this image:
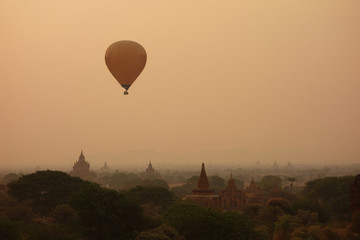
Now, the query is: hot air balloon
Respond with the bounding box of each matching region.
[105,40,147,95]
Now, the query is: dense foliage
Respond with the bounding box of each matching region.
[0,171,358,240]
[5,171,149,240]
[302,176,354,221]
[165,201,263,240]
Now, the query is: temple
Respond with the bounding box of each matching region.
[99,161,111,173]
[244,177,264,206]
[184,163,221,208]
[140,161,162,179]
[220,174,246,210]
[273,161,278,169]
[70,151,96,180]
[185,163,262,210]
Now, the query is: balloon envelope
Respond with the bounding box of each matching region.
[105,40,147,92]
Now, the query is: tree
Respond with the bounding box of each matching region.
[294,209,318,226]
[7,170,149,240]
[260,175,282,193]
[274,215,293,240]
[50,204,78,225]
[287,177,296,193]
[303,176,354,221]
[1,173,21,184]
[290,225,321,240]
[125,186,175,208]
[171,186,191,197]
[0,216,21,240]
[70,183,147,240]
[182,176,199,190]
[267,198,292,214]
[259,205,286,239]
[165,201,262,240]
[142,179,169,189]
[293,198,331,223]
[208,176,225,193]
[5,205,35,222]
[350,211,360,234]
[136,224,185,240]
[7,170,87,214]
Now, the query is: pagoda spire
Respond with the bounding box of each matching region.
[197,163,209,190]
[79,150,85,162]
[250,177,256,186]
[226,174,237,189]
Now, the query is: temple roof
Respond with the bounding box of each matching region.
[273,161,278,168]
[250,177,255,186]
[225,174,238,190]
[197,163,210,191]
[79,150,85,162]
[101,161,110,171]
[147,161,153,170]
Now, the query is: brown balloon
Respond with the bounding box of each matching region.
[105,40,147,95]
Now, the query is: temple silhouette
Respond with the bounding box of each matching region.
[220,174,247,210]
[185,163,221,208]
[140,161,162,179]
[244,177,264,206]
[70,150,96,180]
[99,161,111,173]
[185,163,264,210]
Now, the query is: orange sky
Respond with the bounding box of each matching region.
[1,1,359,168]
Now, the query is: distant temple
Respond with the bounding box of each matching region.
[185,163,260,210]
[285,161,293,168]
[99,161,111,173]
[350,174,360,215]
[244,177,264,206]
[273,161,279,169]
[220,174,246,210]
[184,163,221,208]
[70,151,96,180]
[140,161,162,179]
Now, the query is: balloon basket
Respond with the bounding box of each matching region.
[124,90,129,95]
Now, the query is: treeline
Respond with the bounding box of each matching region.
[243,175,360,239]
[0,171,261,240]
[0,171,359,240]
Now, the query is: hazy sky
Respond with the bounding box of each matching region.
[1,1,359,168]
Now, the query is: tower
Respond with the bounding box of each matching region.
[184,163,220,208]
[244,177,264,206]
[220,174,246,210]
[193,163,212,194]
[140,161,161,179]
[70,151,95,180]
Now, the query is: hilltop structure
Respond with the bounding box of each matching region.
[70,151,96,180]
[140,161,162,179]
